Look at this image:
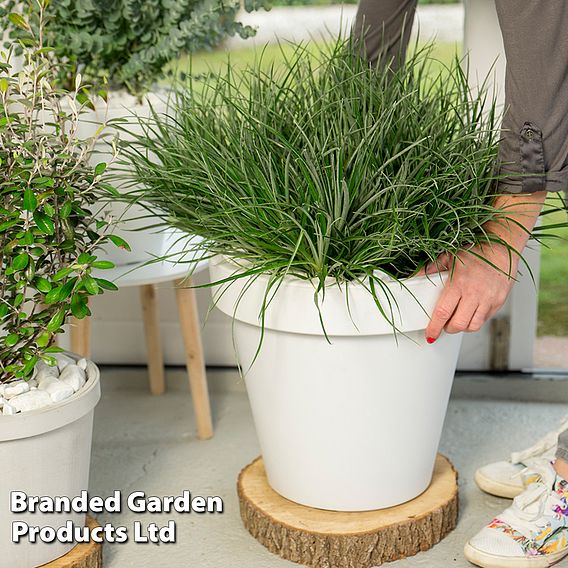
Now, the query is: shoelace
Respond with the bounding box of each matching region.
[499,483,563,539]
[500,464,565,540]
[512,460,553,487]
[511,415,568,465]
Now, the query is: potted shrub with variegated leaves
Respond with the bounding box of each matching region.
[1,0,270,266]
[0,3,125,566]
[120,41,565,512]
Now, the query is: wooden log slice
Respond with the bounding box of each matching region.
[238,455,458,568]
[41,516,102,568]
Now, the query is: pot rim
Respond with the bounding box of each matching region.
[211,254,448,290]
[210,255,448,336]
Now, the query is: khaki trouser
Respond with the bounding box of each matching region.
[353,0,568,195]
[353,0,568,462]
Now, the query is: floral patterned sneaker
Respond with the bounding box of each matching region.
[475,416,568,499]
[465,462,568,568]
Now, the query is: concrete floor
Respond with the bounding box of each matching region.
[535,336,568,369]
[91,368,568,568]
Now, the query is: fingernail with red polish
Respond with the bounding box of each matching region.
[426,337,436,344]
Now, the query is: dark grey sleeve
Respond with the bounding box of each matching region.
[352,0,417,70]
[494,1,568,194]
[353,1,568,195]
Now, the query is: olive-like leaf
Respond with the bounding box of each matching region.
[35,277,52,293]
[44,287,62,304]
[70,296,90,319]
[23,188,37,211]
[82,275,99,295]
[53,267,74,281]
[33,211,55,235]
[12,252,29,271]
[92,260,114,269]
[95,278,118,291]
[36,332,51,348]
[108,235,131,251]
[5,333,19,347]
[8,13,29,31]
[46,309,65,332]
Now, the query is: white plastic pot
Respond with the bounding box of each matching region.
[76,90,171,266]
[0,358,101,568]
[210,256,463,511]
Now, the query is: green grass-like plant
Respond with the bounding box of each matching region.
[120,40,560,309]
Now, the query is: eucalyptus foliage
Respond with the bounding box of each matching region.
[121,41,562,308]
[1,0,270,97]
[0,2,125,383]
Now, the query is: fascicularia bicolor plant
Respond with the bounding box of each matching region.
[120,40,564,315]
[0,1,127,383]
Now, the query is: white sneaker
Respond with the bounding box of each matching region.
[465,461,568,568]
[475,416,568,499]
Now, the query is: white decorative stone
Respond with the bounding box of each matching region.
[59,365,86,393]
[2,402,16,415]
[35,361,59,383]
[56,354,75,372]
[9,390,52,413]
[1,357,91,414]
[44,381,75,403]
[4,381,31,399]
[37,376,59,390]
[36,359,58,372]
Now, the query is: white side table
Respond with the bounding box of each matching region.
[70,235,213,440]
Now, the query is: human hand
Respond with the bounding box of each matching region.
[419,243,519,343]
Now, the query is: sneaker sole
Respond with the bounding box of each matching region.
[474,469,524,499]
[464,542,568,568]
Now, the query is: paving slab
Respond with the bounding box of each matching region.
[90,367,568,568]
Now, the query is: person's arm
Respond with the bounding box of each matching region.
[424,191,546,342]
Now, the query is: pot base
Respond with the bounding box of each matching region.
[41,516,102,568]
[237,455,458,568]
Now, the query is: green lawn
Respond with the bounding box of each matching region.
[173,42,326,78]
[173,41,461,80]
[538,199,568,336]
[181,42,568,337]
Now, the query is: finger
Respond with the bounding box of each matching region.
[425,286,461,342]
[445,298,479,334]
[468,305,491,333]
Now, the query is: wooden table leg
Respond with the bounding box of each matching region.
[140,284,166,396]
[70,316,92,359]
[176,279,213,440]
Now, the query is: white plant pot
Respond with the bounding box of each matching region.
[210,256,463,511]
[76,90,171,266]
[0,358,101,568]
